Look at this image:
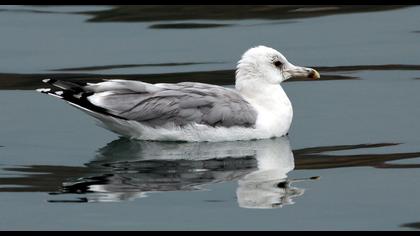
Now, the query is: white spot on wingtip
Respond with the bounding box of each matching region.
[42,79,51,83]
[55,91,64,96]
[74,93,82,99]
[36,88,51,93]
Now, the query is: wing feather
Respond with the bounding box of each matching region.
[40,79,258,128]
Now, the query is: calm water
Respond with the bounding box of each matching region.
[0,5,420,230]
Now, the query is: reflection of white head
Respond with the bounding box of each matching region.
[236,137,303,209]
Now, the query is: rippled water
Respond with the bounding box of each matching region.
[0,5,420,230]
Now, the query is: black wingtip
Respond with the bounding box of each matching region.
[38,79,128,121]
[42,78,56,84]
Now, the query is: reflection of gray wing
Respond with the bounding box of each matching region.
[60,137,292,203]
[87,80,257,128]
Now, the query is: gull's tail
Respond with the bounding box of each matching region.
[36,79,125,120]
[36,78,89,98]
[41,78,88,92]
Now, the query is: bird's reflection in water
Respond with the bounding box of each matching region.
[53,137,318,208]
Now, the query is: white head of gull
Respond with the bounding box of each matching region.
[37,45,320,142]
[235,46,320,138]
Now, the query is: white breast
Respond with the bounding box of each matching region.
[242,84,293,138]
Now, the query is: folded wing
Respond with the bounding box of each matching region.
[38,79,257,128]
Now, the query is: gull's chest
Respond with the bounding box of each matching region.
[239,84,293,137]
[252,92,293,136]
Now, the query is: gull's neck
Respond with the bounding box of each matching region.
[235,66,293,137]
[235,69,290,107]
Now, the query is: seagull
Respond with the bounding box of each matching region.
[37,46,320,142]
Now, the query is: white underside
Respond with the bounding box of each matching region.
[70,102,290,142]
[95,113,288,142]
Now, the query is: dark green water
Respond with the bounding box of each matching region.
[0,5,419,230]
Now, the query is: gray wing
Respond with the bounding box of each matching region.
[85,80,258,128]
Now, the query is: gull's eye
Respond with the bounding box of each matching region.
[274,61,283,67]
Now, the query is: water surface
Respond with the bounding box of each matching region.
[0,5,419,230]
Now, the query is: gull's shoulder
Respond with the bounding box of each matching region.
[155,81,238,94]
